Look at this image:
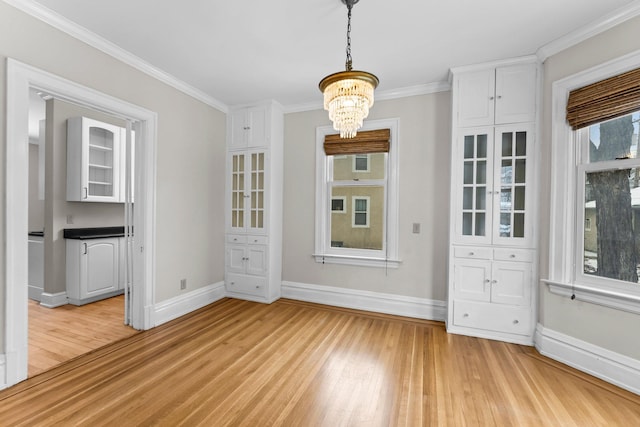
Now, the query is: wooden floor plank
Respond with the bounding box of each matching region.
[2,298,639,426]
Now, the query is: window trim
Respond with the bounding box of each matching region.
[314,118,400,268]
[546,50,640,314]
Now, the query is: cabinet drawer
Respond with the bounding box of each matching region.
[227,234,247,244]
[452,300,532,336]
[226,273,267,298]
[493,248,534,263]
[454,246,492,260]
[247,235,268,245]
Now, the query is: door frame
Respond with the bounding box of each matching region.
[3,58,157,388]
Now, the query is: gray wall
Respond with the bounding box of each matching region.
[0,2,226,348]
[282,92,451,301]
[28,141,44,232]
[538,15,640,359]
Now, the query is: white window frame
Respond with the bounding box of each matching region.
[352,196,370,228]
[331,196,346,213]
[353,154,370,172]
[546,50,640,314]
[314,118,400,268]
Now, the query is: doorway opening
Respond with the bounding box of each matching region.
[4,59,157,388]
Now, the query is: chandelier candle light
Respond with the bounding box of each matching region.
[319,0,379,138]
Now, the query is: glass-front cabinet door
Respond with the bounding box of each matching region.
[455,125,533,246]
[458,127,493,245]
[228,150,267,233]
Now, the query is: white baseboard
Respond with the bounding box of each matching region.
[153,281,226,327]
[39,291,68,308]
[281,281,446,322]
[535,324,640,395]
[0,354,6,390]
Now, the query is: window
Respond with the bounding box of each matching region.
[331,196,346,213]
[548,54,640,313]
[352,196,370,228]
[353,154,370,172]
[314,119,400,267]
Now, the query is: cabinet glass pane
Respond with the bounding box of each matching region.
[477,135,487,158]
[514,213,525,238]
[475,187,486,210]
[250,152,265,229]
[502,132,513,157]
[463,162,474,184]
[476,161,486,184]
[463,187,473,209]
[464,136,474,158]
[231,154,245,229]
[514,186,525,210]
[463,213,472,235]
[475,213,486,236]
[501,160,512,184]
[515,159,526,183]
[500,213,511,237]
[500,189,512,210]
[516,132,527,156]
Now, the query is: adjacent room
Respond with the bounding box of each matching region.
[2,0,640,425]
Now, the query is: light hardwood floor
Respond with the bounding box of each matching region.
[3,298,639,426]
[28,295,137,377]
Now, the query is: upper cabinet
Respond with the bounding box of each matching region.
[229,106,269,149]
[455,63,537,127]
[67,116,133,203]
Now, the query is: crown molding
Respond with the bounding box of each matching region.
[537,0,640,61]
[3,0,228,113]
[283,81,451,114]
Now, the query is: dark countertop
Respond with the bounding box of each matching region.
[28,231,44,237]
[63,226,127,240]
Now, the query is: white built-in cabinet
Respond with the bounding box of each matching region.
[66,237,125,305]
[67,116,131,203]
[225,101,283,303]
[448,58,538,345]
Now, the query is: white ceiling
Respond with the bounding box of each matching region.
[26,0,639,109]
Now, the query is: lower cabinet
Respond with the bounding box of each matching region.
[66,237,125,305]
[447,246,535,344]
[225,234,269,301]
[28,235,44,301]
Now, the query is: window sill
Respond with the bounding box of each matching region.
[543,279,640,315]
[313,253,402,269]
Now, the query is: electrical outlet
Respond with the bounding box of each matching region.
[66,215,74,224]
[180,279,187,290]
[412,223,420,234]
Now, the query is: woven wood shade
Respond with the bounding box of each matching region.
[566,67,640,130]
[324,129,390,155]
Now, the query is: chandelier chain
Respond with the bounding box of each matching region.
[345,2,353,71]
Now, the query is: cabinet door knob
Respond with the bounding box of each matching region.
[497,95,502,99]
[463,313,469,318]
[230,281,235,285]
[485,279,490,283]
[491,280,497,284]
[256,285,260,289]
[469,252,474,256]
[254,239,258,243]
[513,319,519,324]
[489,96,494,100]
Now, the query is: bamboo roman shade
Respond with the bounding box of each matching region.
[323,129,390,155]
[566,67,640,130]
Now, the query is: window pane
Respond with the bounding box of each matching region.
[330,186,383,250]
[583,168,640,283]
[588,113,639,162]
[333,153,385,180]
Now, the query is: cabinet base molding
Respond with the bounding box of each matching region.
[446,324,534,346]
[39,292,69,308]
[153,281,226,327]
[281,281,446,322]
[535,324,640,396]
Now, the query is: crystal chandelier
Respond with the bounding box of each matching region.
[319,0,379,138]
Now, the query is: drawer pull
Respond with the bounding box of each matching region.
[510,254,516,258]
[513,320,519,324]
[469,252,474,256]
[463,313,469,318]
[256,285,260,289]
[233,238,238,241]
[254,239,258,243]
[230,281,235,285]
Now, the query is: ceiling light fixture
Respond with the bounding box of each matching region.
[319,0,379,139]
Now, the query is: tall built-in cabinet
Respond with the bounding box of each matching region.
[225,101,283,303]
[447,58,539,345]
